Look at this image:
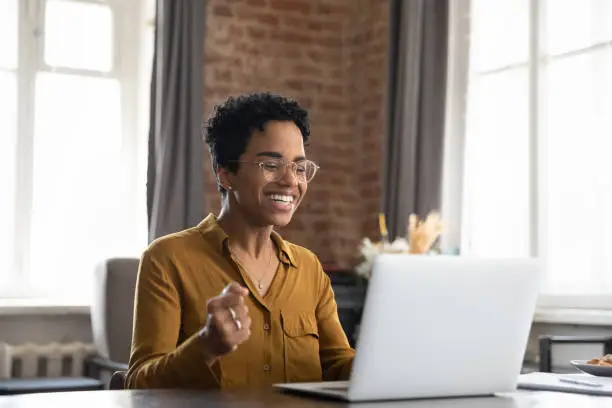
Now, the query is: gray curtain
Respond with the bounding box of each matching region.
[147,0,206,242]
[382,0,449,240]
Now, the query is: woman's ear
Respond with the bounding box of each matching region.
[217,167,232,191]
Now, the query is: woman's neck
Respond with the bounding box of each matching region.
[217,205,274,259]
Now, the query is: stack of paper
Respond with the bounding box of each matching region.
[519,372,612,396]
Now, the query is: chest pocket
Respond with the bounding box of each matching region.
[281,311,322,383]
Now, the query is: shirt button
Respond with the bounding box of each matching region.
[263,365,271,372]
[264,323,270,331]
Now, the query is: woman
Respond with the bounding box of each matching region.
[126,93,355,389]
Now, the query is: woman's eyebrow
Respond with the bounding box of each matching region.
[255,151,282,158]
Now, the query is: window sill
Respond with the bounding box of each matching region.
[534,307,612,326]
[0,299,90,316]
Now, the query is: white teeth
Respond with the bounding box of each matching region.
[267,194,293,203]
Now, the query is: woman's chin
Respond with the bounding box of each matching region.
[265,212,295,228]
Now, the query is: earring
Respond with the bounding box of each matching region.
[227,186,233,191]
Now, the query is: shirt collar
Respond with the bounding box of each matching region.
[197,213,297,267]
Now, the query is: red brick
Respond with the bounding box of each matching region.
[306,49,341,64]
[204,85,234,97]
[319,99,347,111]
[252,13,279,26]
[363,109,379,120]
[291,64,322,76]
[234,42,261,55]
[269,42,305,59]
[247,26,267,39]
[270,0,312,14]
[275,31,312,45]
[228,25,245,38]
[327,69,345,81]
[284,79,305,91]
[298,97,313,109]
[281,15,311,31]
[318,3,350,15]
[318,36,342,48]
[312,221,331,232]
[214,68,233,82]
[213,4,233,17]
[235,6,280,26]
[362,171,379,183]
[323,84,344,96]
[312,20,343,32]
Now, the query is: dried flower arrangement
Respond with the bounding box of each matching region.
[355,212,444,279]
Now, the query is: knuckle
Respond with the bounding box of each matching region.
[211,310,224,321]
[240,329,251,342]
[207,297,222,311]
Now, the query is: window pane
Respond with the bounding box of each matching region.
[30,72,138,302]
[470,0,529,73]
[543,50,612,294]
[45,0,113,71]
[545,0,612,56]
[462,69,530,257]
[0,72,17,283]
[0,0,18,69]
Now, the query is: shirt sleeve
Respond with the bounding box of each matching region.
[125,247,221,389]
[314,258,356,381]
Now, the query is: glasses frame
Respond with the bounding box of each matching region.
[229,158,320,183]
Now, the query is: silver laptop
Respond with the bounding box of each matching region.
[275,255,541,402]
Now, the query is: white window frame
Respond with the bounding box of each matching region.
[444,0,612,311]
[1,0,148,301]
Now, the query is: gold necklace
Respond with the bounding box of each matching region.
[231,243,275,290]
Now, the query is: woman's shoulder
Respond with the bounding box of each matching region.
[143,226,205,261]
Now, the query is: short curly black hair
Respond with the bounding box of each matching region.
[204,92,311,194]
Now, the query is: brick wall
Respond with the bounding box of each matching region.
[349,0,389,244]
[203,0,389,268]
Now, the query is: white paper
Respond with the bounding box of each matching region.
[518,372,612,396]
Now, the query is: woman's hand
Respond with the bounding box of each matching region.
[408,212,443,254]
[198,283,251,366]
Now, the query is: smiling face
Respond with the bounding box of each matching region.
[218,120,308,228]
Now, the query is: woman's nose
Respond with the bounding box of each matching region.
[278,164,299,186]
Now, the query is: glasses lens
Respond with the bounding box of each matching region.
[301,160,318,183]
[259,160,282,181]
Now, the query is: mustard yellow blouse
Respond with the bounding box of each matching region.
[125,214,355,389]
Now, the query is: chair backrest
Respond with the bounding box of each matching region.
[109,370,127,390]
[91,258,140,365]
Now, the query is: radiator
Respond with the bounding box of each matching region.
[0,342,97,380]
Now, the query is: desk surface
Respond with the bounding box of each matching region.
[0,389,610,408]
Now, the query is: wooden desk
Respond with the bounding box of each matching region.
[0,389,609,408]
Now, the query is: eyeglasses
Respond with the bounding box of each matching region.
[231,158,320,183]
